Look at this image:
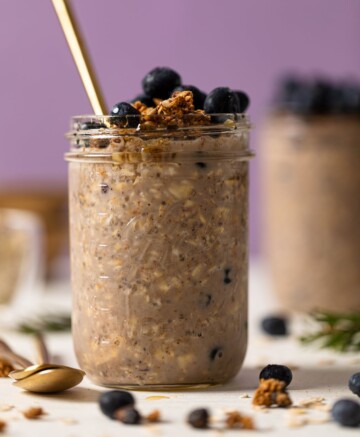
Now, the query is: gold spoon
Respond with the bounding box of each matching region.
[2,335,85,393]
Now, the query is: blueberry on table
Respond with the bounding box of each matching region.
[234,90,250,112]
[130,93,154,107]
[187,408,209,429]
[331,398,360,427]
[110,102,140,128]
[172,85,207,109]
[349,372,360,397]
[117,408,142,425]
[204,87,240,114]
[259,364,292,387]
[142,67,182,99]
[261,316,288,336]
[99,390,135,419]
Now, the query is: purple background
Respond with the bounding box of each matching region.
[1,0,360,253]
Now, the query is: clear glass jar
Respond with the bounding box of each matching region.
[261,112,360,313]
[66,114,253,389]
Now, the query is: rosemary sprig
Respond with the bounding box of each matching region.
[300,311,360,352]
[17,314,71,334]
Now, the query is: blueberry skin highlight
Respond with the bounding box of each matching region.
[331,399,360,427]
[349,372,360,397]
[259,364,293,387]
[142,67,181,99]
[99,390,135,419]
[110,102,140,128]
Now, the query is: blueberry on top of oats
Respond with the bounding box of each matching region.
[99,390,135,419]
[187,408,209,429]
[259,364,292,387]
[142,67,182,99]
[234,90,250,112]
[204,87,240,114]
[110,102,140,128]
[78,121,106,130]
[130,93,154,107]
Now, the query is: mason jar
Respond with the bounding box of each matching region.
[261,113,360,313]
[66,114,253,389]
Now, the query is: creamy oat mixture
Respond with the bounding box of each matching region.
[67,93,251,387]
[261,113,360,313]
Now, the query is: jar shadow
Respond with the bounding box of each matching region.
[19,386,102,403]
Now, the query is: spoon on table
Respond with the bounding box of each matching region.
[1,336,85,393]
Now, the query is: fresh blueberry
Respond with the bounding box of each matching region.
[331,399,360,427]
[99,390,135,419]
[187,408,209,429]
[142,67,181,99]
[306,79,333,114]
[172,85,207,109]
[223,268,232,284]
[204,87,240,114]
[195,162,207,169]
[110,102,140,128]
[333,82,360,114]
[349,372,360,397]
[130,93,154,107]
[259,364,293,387]
[119,408,142,425]
[234,90,250,112]
[261,316,288,336]
[209,347,223,361]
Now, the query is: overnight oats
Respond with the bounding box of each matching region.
[66,77,253,388]
[261,77,360,313]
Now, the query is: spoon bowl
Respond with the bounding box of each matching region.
[9,363,84,381]
[12,367,86,393]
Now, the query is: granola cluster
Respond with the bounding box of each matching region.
[23,407,46,419]
[133,91,211,129]
[0,358,14,377]
[252,378,292,408]
[225,411,255,429]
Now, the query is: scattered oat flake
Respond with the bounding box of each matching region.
[317,359,335,366]
[308,417,330,425]
[288,408,307,415]
[298,397,325,408]
[59,417,78,425]
[239,393,251,399]
[23,407,46,419]
[286,417,307,428]
[0,404,14,412]
[146,410,161,423]
[145,396,170,400]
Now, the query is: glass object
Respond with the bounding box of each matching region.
[66,114,253,389]
[261,113,360,313]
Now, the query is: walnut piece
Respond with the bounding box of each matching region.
[0,420,6,432]
[252,378,292,408]
[0,358,14,377]
[146,409,161,423]
[225,411,255,429]
[23,407,46,419]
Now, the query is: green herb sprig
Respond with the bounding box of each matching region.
[17,314,71,335]
[300,312,360,352]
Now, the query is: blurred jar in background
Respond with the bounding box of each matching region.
[0,209,44,313]
[260,77,360,313]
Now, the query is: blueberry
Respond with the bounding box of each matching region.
[99,390,135,419]
[78,121,106,130]
[223,268,232,284]
[204,87,240,114]
[110,102,140,128]
[195,162,207,169]
[100,183,109,194]
[142,67,181,99]
[130,93,154,107]
[349,372,360,397]
[332,82,360,114]
[306,79,333,114]
[259,364,293,387]
[234,90,250,112]
[187,408,209,429]
[209,347,223,361]
[261,316,288,336]
[172,85,206,109]
[331,399,360,427]
[118,408,142,425]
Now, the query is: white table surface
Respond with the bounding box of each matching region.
[0,259,359,436]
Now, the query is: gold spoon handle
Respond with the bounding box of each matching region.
[34,333,50,364]
[0,339,33,368]
[51,0,107,115]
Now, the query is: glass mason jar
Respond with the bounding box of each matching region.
[261,113,360,313]
[66,114,253,389]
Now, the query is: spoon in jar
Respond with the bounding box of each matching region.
[3,335,85,393]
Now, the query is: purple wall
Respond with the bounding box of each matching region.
[1,0,360,253]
